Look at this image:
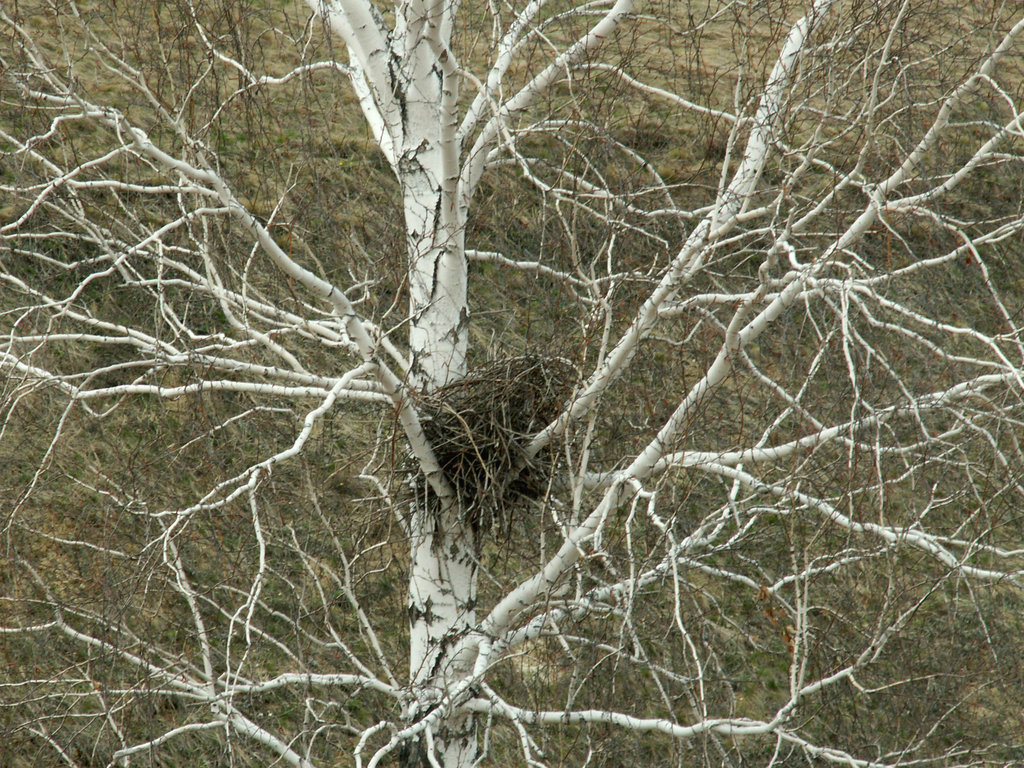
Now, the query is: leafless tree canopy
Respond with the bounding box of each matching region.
[2,0,1024,766]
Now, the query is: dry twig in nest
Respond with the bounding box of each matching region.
[413,355,576,534]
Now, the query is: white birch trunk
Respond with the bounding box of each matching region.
[402,164,467,389]
[396,19,476,766]
[401,182,477,765]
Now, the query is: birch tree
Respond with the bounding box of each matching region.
[3,0,1024,766]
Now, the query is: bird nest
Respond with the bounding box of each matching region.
[411,355,577,534]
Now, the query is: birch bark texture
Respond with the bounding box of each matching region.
[3,0,1024,767]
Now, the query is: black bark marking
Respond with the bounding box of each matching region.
[408,594,437,625]
[430,252,441,301]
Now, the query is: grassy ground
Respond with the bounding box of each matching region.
[3,0,1024,765]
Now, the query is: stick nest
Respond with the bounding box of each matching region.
[413,355,577,533]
